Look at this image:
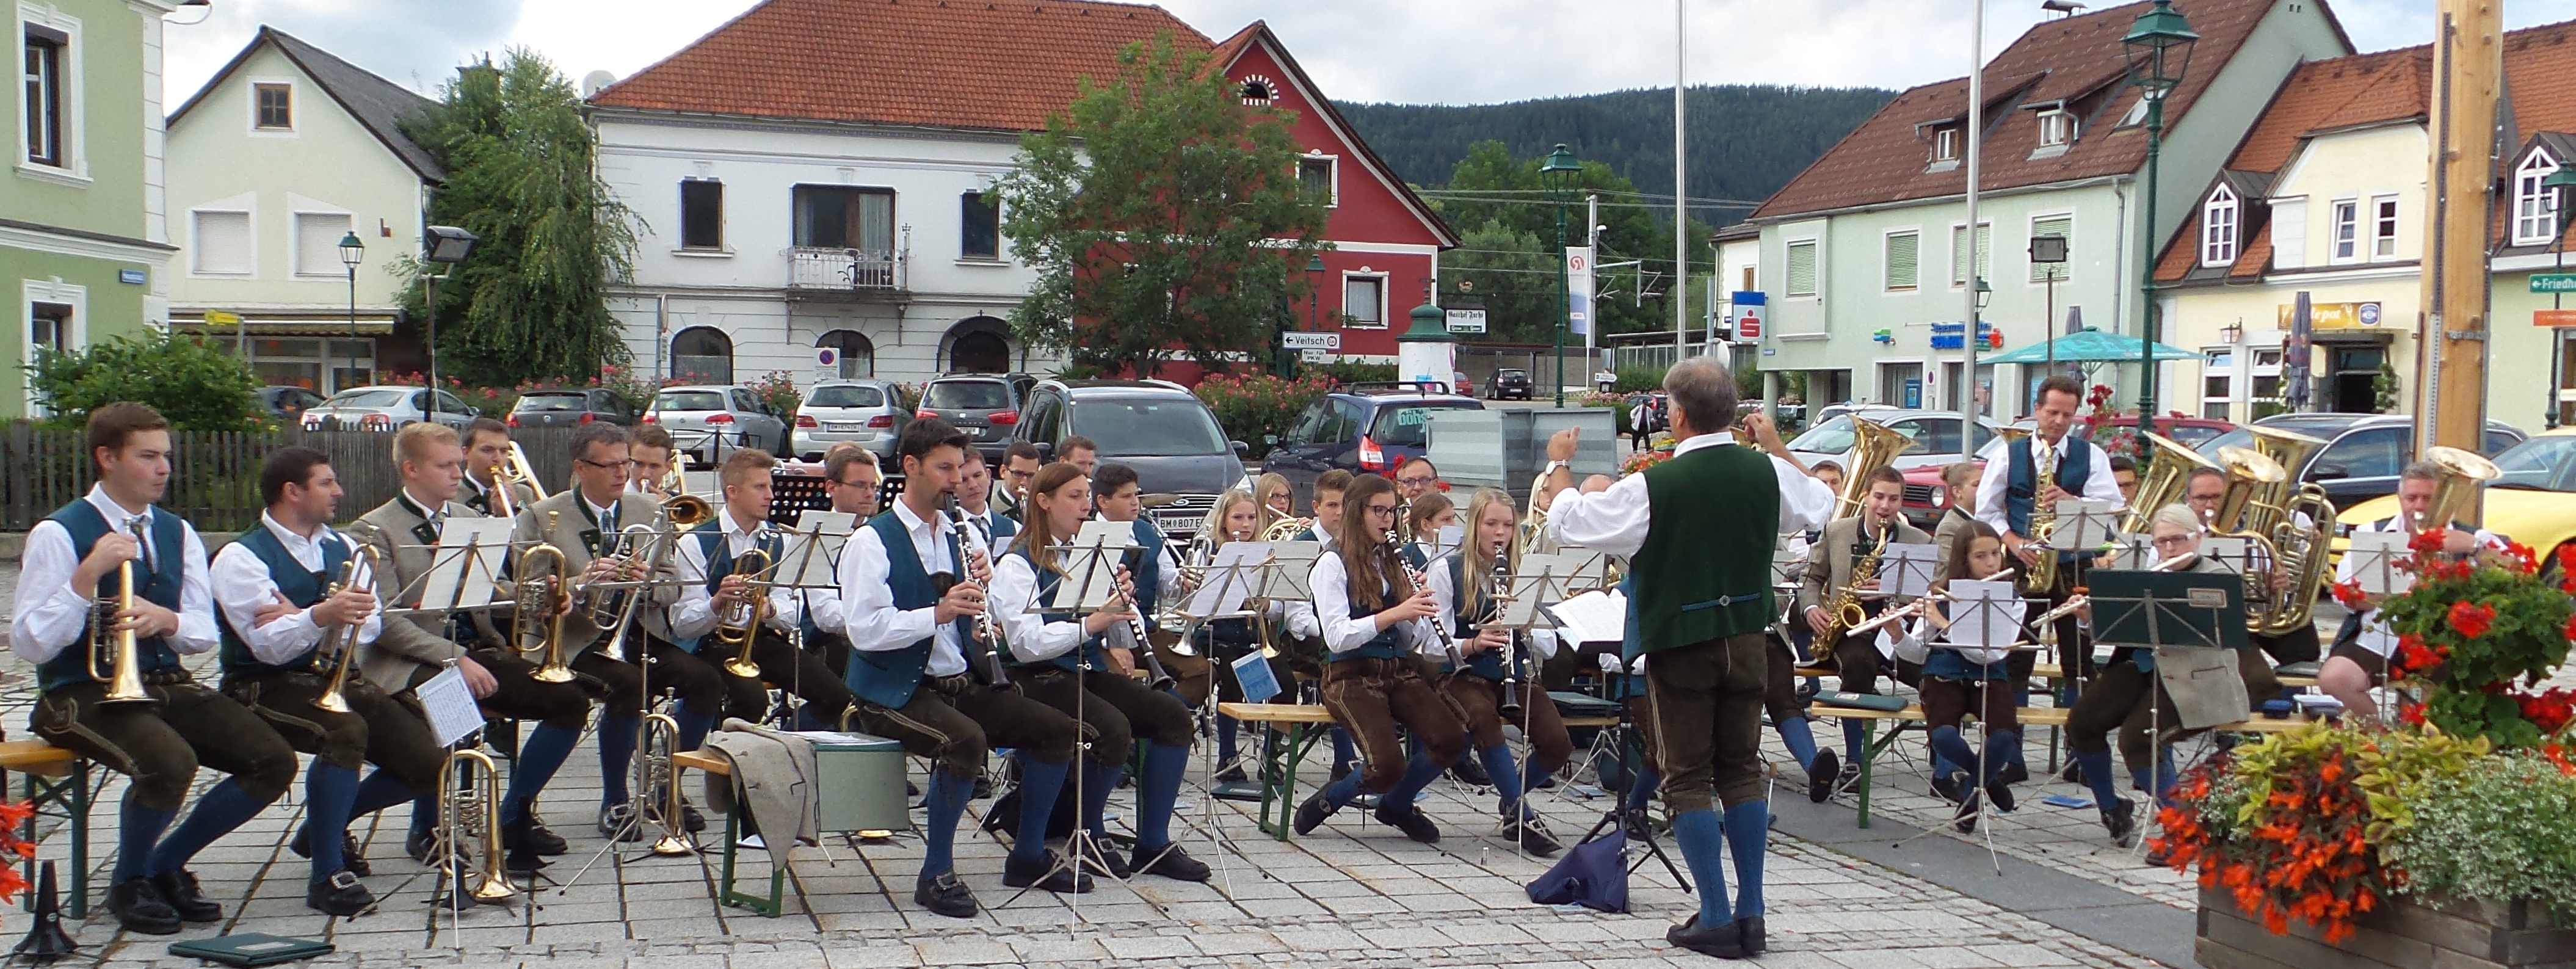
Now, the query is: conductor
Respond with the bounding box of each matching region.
[1545,358,1834,959]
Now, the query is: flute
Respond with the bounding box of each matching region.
[2028,552,2192,626]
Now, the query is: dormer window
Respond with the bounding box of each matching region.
[2514,150,2560,246]
[2038,111,2076,147]
[2201,184,2239,267]
[1239,74,1277,107]
[1933,128,1959,162]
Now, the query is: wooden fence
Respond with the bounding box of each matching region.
[1,423,586,533]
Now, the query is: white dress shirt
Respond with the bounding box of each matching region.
[1423,551,1559,661]
[1548,431,1836,556]
[669,507,802,640]
[838,498,968,677]
[211,512,384,665]
[1309,546,1432,655]
[10,485,219,664]
[991,553,1094,664]
[1281,530,1332,640]
[1974,432,2127,536]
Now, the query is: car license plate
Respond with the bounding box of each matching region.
[827,421,863,431]
[1155,510,1203,531]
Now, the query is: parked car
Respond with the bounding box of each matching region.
[1453,371,1475,399]
[1009,379,1248,539]
[508,388,637,429]
[645,385,793,468]
[1492,368,1534,401]
[300,385,479,431]
[1261,382,1484,510]
[1786,406,2005,478]
[2193,413,2527,513]
[258,385,327,423]
[2335,428,2576,568]
[795,379,912,461]
[917,373,1037,462]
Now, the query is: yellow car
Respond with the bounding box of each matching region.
[2335,427,2576,572]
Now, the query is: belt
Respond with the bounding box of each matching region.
[923,673,976,697]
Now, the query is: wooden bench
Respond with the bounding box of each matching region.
[0,740,92,919]
[669,750,788,917]
[1216,702,1611,840]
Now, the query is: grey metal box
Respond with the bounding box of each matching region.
[1426,407,1617,506]
[800,733,912,832]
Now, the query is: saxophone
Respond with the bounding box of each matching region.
[1817,526,1889,654]
[2022,441,2063,595]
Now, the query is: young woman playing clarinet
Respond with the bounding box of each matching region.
[1401,493,1455,571]
[1425,487,1573,855]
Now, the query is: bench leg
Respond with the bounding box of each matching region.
[1855,719,1876,829]
[18,764,89,920]
[1254,723,1321,841]
[716,800,783,918]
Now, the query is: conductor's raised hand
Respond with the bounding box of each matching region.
[1547,426,1581,463]
[935,579,986,624]
[1741,412,1787,454]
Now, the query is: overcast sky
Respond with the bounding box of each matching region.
[162,0,2576,109]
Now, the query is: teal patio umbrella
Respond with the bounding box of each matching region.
[1979,326,2197,365]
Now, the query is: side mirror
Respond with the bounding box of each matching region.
[2309,463,2349,481]
[1263,434,1280,446]
[1231,440,1250,457]
[466,405,482,418]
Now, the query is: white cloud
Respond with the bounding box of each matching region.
[162,0,2576,109]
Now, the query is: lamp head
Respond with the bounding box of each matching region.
[424,225,480,264]
[337,231,365,269]
[2122,0,2199,97]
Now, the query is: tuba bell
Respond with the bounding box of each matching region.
[2240,426,2338,635]
[2416,445,2500,535]
[2209,446,2295,632]
[1829,417,1914,522]
[2122,432,2219,535]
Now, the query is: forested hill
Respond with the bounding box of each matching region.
[1336,84,1895,223]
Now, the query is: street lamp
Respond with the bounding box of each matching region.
[421,225,479,399]
[1542,143,1583,406]
[2122,0,2196,440]
[337,231,364,394]
[2545,166,2576,428]
[2031,233,2069,382]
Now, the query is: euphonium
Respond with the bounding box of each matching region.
[438,747,517,902]
[2123,432,2218,535]
[89,519,151,705]
[1817,526,1890,653]
[515,531,576,683]
[308,551,375,714]
[716,545,775,678]
[1829,417,1914,522]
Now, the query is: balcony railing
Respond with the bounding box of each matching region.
[788,246,907,294]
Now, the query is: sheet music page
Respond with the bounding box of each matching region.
[1263,541,1321,599]
[414,666,487,747]
[1944,579,2025,648]
[1879,543,1938,598]
[2052,498,2118,550]
[422,518,515,610]
[2198,536,2251,573]
[2348,530,2413,596]
[1050,539,1128,610]
[1182,542,1267,617]
[1544,589,1628,645]
[1497,572,1556,628]
[775,512,855,587]
[2103,532,2155,570]
[1232,650,1282,703]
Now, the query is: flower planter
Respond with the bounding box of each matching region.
[2197,887,2576,969]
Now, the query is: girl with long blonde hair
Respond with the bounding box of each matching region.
[1423,487,1571,854]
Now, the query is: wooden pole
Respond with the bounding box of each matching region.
[2418,0,2501,468]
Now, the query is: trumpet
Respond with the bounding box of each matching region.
[308,550,377,714]
[437,747,517,904]
[89,518,151,705]
[715,544,775,678]
[517,518,577,683]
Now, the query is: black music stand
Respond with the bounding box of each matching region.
[2088,568,2241,857]
[1569,656,1691,895]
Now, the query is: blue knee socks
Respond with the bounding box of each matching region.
[2072,750,2122,808]
[673,699,718,753]
[920,770,972,883]
[1081,762,1124,839]
[1476,744,1528,819]
[1216,715,1239,766]
[501,723,580,826]
[1627,768,1661,814]
[1012,757,1068,865]
[410,794,438,836]
[300,761,359,881]
[1383,750,1447,808]
[349,768,416,820]
[1668,809,1730,927]
[1321,764,1365,809]
[1331,728,1357,772]
[114,796,176,883]
[1841,719,1869,763]
[597,713,639,806]
[1984,731,2023,784]
[1722,800,1768,920]
[1928,726,1976,782]
[147,779,267,879]
[1136,742,1189,851]
[1777,716,1821,773]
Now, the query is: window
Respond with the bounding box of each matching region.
[2372,195,2400,259]
[29,300,68,356]
[1950,222,1990,286]
[192,210,252,275]
[2202,186,2239,266]
[959,191,999,259]
[1343,274,1385,327]
[2038,111,2076,147]
[2202,349,2233,419]
[791,185,893,250]
[1786,240,1818,297]
[2313,427,2406,481]
[2250,347,2285,412]
[23,25,66,166]
[2515,151,2561,245]
[1299,156,1337,205]
[1932,128,1958,162]
[2331,200,2359,262]
[2030,216,2072,281]
[254,82,291,129]
[680,180,724,250]
[1740,265,1755,291]
[818,330,874,379]
[293,212,352,277]
[1883,232,1918,291]
[670,327,733,385]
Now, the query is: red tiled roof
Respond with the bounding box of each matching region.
[589,0,1214,131]
[2230,223,2272,280]
[1753,0,2308,222]
[2155,209,2204,282]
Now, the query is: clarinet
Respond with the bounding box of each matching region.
[1118,546,1177,691]
[1489,550,1523,720]
[1385,529,1464,675]
[937,494,1010,687]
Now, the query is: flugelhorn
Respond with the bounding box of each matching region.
[516,527,576,683]
[308,548,377,714]
[89,518,151,705]
[639,708,695,855]
[438,747,517,903]
[715,544,775,678]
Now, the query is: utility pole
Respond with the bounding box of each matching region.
[1675,0,1691,363]
[1960,0,1983,432]
[1589,194,1602,381]
[2420,0,2500,469]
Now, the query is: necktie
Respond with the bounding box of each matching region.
[128,515,154,575]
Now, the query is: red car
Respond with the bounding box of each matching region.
[1896,415,2237,528]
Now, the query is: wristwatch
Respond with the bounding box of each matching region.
[1545,459,1572,478]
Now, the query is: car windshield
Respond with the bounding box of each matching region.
[1499,370,1528,381]
[2194,428,2255,460]
[655,391,727,412]
[2161,424,2227,448]
[1368,402,1476,448]
[516,393,588,412]
[325,388,410,408]
[806,385,884,408]
[924,381,1010,410]
[2489,435,2576,492]
[1789,415,1857,455]
[1072,397,1228,457]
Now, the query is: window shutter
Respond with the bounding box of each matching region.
[296,213,353,277]
[193,211,253,275]
[1787,241,1818,296]
[2030,217,2071,281]
[1884,233,1918,290]
[1951,224,1989,285]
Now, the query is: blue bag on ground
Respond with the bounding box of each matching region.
[1525,829,1630,913]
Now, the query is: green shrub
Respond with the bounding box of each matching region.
[1195,372,1333,459]
[2384,753,2576,917]
[1611,366,1663,394]
[27,331,264,431]
[1311,360,1396,386]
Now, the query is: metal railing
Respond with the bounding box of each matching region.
[788,247,907,292]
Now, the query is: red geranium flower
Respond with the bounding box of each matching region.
[2331,579,2366,609]
[2448,601,2496,639]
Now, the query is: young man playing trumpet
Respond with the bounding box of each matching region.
[12,404,299,934]
[216,446,444,915]
[1796,465,1929,792]
[460,418,537,517]
[670,449,857,731]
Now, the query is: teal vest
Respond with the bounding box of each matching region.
[1006,548,1112,673]
[1629,443,1781,653]
[1127,518,1166,617]
[2004,435,2094,542]
[844,511,971,709]
[217,524,352,676]
[38,500,189,692]
[1327,549,1407,662]
[676,520,781,655]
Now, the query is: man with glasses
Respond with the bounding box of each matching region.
[996,441,1041,524]
[805,445,885,680]
[1393,457,1443,504]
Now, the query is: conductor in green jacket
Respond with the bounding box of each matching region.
[1544,358,1834,959]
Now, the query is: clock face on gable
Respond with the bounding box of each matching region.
[1238,74,1278,107]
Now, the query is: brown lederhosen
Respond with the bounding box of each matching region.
[1445,670,1575,780]
[34,677,299,811]
[846,674,1079,780]
[1643,631,1768,815]
[1319,656,1468,794]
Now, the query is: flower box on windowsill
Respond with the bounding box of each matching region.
[2197,886,2576,969]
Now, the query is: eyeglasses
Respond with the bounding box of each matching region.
[1363,503,1398,517]
[575,458,623,470]
[2151,534,2200,548]
[1396,476,1437,487]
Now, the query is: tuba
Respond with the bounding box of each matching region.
[2209,447,2293,631]
[2241,427,2338,635]
[2123,432,2218,535]
[88,518,153,705]
[2417,446,2502,535]
[438,747,517,903]
[515,531,577,683]
[308,550,377,714]
[715,545,775,678]
[1829,417,1914,522]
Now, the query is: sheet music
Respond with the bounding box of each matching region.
[1495,571,1558,628]
[1771,538,1809,585]
[1050,536,1131,611]
[1181,542,1266,617]
[2199,536,2251,573]
[1544,589,1628,645]
[2052,499,2119,550]
[1261,540,1321,600]
[419,518,515,611]
[413,666,486,747]
[2102,532,2155,570]
[2348,530,2412,596]
[1943,579,2024,650]
[1879,543,1938,598]
[1554,548,1615,592]
[775,512,855,587]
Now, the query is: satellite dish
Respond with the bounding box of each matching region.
[581,70,617,97]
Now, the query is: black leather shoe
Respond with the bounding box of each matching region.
[1666,914,1747,959]
[522,811,568,855]
[913,871,978,918]
[1001,852,1092,893]
[306,870,375,918]
[1832,761,1863,797]
[405,827,440,864]
[1806,749,1840,804]
[1086,846,1131,880]
[1504,813,1562,857]
[1374,802,1441,844]
[681,801,707,833]
[1293,789,1339,835]
[1740,915,1768,955]
[597,802,643,843]
[2102,796,2138,847]
[150,868,222,923]
[1931,769,1969,805]
[1447,757,1491,787]
[1985,776,2018,815]
[290,826,372,879]
[1953,786,1982,834]
[1998,760,2031,786]
[1213,764,1249,783]
[107,876,181,935]
[1130,843,1211,882]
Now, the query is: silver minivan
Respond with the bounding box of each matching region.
[794,379,912,461]
[647,385,792,468]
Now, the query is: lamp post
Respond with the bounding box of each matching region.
[1971,277,1992,418]
[421,225,480,399]
[1299,253,1325,379]
[337,231,364,394]
[2545,167,2576,429]
[1542,143,1582,407]
[2122,0,2197,441]
[2032,233,2069,386]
